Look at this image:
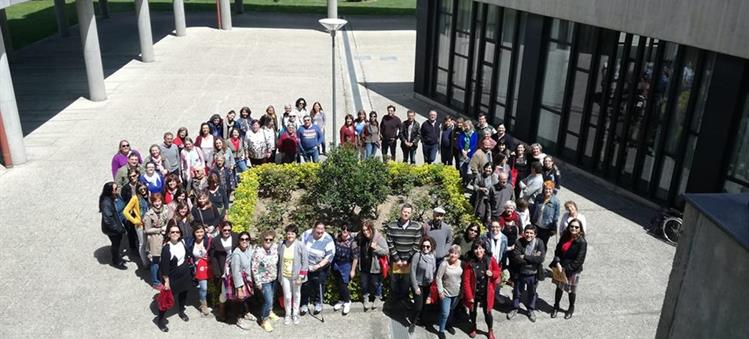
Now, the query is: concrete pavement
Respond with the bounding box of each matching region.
[0,12,674,338]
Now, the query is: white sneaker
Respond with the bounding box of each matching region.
[333,301,344,311]
[244,313,257,321]
[363,299,371,311]
[236,318,252,330]
[342,302,351,315]
[292,315,300,325]
[284,316,291,325]
[300,305,308,315]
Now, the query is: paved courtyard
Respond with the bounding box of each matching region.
[0,12,675,338]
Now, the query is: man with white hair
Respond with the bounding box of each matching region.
[492,171,515,220]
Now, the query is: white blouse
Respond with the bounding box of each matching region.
[169,241,186,266]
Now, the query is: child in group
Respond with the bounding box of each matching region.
[515,198,531,227]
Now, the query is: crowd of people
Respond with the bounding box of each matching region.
[98,100,588,337]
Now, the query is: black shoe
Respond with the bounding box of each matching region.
[157,319,169,332]
[506,309,517,320]
[179,312,189,322]
[408,323,416,334]
[564,310,574,319]
[437,332,446,339]
[551,308,559,318]
[111,263,127,270]
[446,326,456,335]
[528,310,537,322]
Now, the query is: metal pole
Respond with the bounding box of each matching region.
[331,30,337,147]
[173,0,187,36]
[135,0,155,62]
[219,0,232,30]
[328,0,337,19]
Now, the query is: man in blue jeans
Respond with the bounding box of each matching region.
[296,115,323,163]
[385,204,423,308]
[300,222,335,315]
[420,110,441,164]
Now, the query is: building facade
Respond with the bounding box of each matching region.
[414,0,749,207]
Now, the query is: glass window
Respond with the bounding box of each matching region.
[452,55,468,89]
[510,13,527,123]
[724,93,749,193]
[485,5,498,41]
[440,0,453,13]
[436,14,452,69]
[537,19,574,152]
[455,0,472,32]
[436,69,448,96]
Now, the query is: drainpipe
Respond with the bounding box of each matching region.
[0,110,13,167]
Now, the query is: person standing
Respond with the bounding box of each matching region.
[278,224,309,325]
[380,105,402,162]
[559,200,587,234]
[462,240,500,339]
[519,162,544,205]
[363,111,382,160]
[186,225,212,316]
[194,123,216,169]
[230,232,257,331]
[300,222,335,315]
[332,224,358,315]
[451,117,465,169]
[481,220,508,301]
[144,193,172,289]
[223,110,241,140]
[542,156,562,191]
[156,223,193,332]
[277,124,300,164]
[310,102,327,155]
[115,153,142,187]
[408,237,437,334]
[100,182,127,270]
[469,137,494,178]
[508,225,546,322]
[531,181,560,250]
[253,230,280,331]
[245,119,271,166]
[420,110,441,164]
[457,121,478,180]
[492,123,514,152]
[111,140,142,179]
[453,223,481,260]
[440,115,455,165]
[399,110,421,164]
[297,115,324,163]
[356,220,389,310]
[385,203,423,306]
[435,245,463,339]
[424,207,453,269]
[159,132,181,177]
[209,223,238,322]
[340,114,357,147]
[550,219,587,319]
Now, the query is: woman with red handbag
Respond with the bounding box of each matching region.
[157,222,193,332]
[186,225,212,316]
[355,220,388,311]
[408,237,437,334]
[230,232,256,330]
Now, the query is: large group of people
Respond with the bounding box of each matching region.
[98,101,588,337]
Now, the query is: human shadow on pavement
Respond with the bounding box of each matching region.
[93,246,112,265]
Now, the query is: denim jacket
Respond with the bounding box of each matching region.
[531,195,560,230]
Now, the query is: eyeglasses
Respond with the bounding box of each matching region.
[169,231,180,234]
[422,245,431,249]
[264,238,274,242]
[222,229,232,232]
[468,229,478,233]
[240,237,250,241]
[120,144,130,148]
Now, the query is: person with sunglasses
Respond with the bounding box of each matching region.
[209,222,238,322]
[408,236,437,334]
[122,183,150,269]
[277,224,309,325]
[332,224,358,315]
[111,139,142,179]
[297,115,324,163]
[435,245,463,339]
[252,230,280,332]
[454,223,481,260]
[115,153,142,187]
[462,240,500,339]
[186,224,211,316]
[549,219,587,319]
[144,193,173,289]
[231,231,257,330]
[156,222,193,332]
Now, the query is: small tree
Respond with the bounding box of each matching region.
[311,146,389,227]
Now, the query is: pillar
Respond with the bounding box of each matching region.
[0,24,27,165]
[173,0,186,36]
[53,0,70,37]
[99,0,109,18]
[135,0,154,62]
[219,0,232,30]
[76,0,107,101]
[234,0,243,14]
[0,9,12,54]
[328,0,337,19]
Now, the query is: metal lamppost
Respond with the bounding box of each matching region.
[318,17,347,147]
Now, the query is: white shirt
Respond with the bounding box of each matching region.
[169,241,186,266]
[192,240,207,259]
[559,212,588,234]
[221,236,233,254]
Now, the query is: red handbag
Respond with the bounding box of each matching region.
[156,289,174,311]
[426,281,440,304]
[378,255,390,279]
[195,258,209,280]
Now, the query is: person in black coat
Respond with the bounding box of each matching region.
[549,218,587,319]
[157,222,194,332]
[100,182,127,270]
[209,222,238,321]
[508,225,546,322]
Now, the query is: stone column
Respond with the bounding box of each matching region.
[76,0,107,101]
[135,0,154,62]
[0,9,12,54]
[53,0,70,37]
[219,0,232,30]
[99,0,109,18]
[173,0,186,36]
[234,0,243,14]
[0,25,27,165]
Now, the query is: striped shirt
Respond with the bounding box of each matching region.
[385,219,423,263]
[301,229,335,267]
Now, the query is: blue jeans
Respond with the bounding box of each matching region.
[235,159,248,173]
[198,279,208,302]
[512,274,538,310]
[261,282,275,320]
[390,273,410,302]
[302,147,320,163]
[439,296,459,333]
[150,257,160,286]
[360,272,382,301]
[365,143,380,159]
[422,143,438,164]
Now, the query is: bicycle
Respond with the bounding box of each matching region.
[649,208,683,245]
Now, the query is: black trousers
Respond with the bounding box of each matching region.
[123,220,138,250]
[469,299,493,330]
[158,290,188,319]
[411,284,430,323]
[107,234,123,265]
[382,137,398,161]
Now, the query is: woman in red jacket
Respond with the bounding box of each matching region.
[340,114,357,146]
[462,241,500,339]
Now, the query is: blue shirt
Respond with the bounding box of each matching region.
[297,124,324,150]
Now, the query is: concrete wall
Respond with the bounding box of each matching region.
[656,197,749,339]
[480,0,749,60]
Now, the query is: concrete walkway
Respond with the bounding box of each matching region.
[0,12,674,338]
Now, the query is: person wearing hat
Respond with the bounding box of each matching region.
[424,206,453,271]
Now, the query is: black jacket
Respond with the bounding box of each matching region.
[399,120,421,145]
[100,197,125,236]
[551,237,587,274]
[209,233,238,277]
[510,238,546,276]
[420,120,441,145]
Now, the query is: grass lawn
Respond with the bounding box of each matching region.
[3,0,415,49]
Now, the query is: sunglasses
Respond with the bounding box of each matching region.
[569,225,581,229]
[422,245,431,249]
[222,229,232,232]
[264,238,274,242]
[169,231,180,234]
[121,144,130,148]
[240,237,250,241]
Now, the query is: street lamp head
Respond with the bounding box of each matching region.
[319,18,348,32]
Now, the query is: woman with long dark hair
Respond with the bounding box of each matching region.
[173,127,189,150]
[186,224,212,316]
[232,231,257,331]
[408,236,437,334]
[462,240,500,339]
[100,182,127,270]
[123,183,150,268]
[340,114,357,147]
[156,222,193,332]
[363,111,381,159]
[209,222,238,322]
[194,122,215,169]
[310,101,326,155]
[550,218,587,319]
[191,190,221,237]
[332,224,357,315]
